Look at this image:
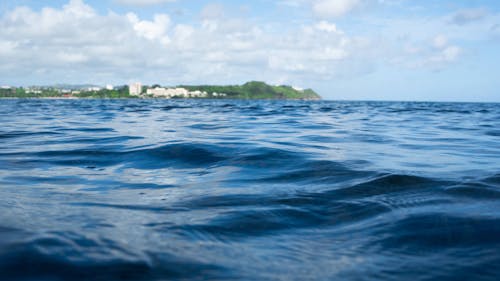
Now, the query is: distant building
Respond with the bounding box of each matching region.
[146,87,187,98]
[87,87,102,92]
[146,87,208,98]
[212,92,227,97]
[191,90,211,97]
[25,88,42,94]
[106,84,114,90]
[129,82,142,96]
[0,86,11,89]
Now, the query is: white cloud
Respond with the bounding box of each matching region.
[449,8,488,25]
[432,35,448,49]
[278,0,361,18]
[63,0,95,18]
[113,0,177,6]
[433,46,461,63]
[278,0,304,8]
[312,0,360,18]
[315,21,343,33]
[200,3,225,20]
[57,52,89,63]
[400,34,462,70]
[172,24,194,44]
[492,24,500,37]
[127,13,171,44]
[0,0,474,88]
[428,35,462,65]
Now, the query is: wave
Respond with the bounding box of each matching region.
[376,214,500,250]
[0,231,229,281]
[1,99,499,280]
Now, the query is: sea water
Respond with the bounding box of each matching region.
[0,99,499,280]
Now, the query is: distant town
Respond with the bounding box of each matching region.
[128,82,225,98]
[0,81,321,100]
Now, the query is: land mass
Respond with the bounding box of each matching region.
[0,81,321,100]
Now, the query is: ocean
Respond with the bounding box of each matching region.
[0,99,499,280]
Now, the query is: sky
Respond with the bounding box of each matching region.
[0,0,499,101]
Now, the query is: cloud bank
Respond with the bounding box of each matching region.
[0,0,497,101]
[113,0,177,6]
[0,0,373,86]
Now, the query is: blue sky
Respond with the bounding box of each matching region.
[0,0,499,101]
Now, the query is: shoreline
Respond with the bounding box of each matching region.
[0,97,321,101]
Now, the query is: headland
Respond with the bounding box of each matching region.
[0,81,321,100]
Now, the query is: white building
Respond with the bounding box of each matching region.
[87,87,102,92]
[129,82,142,96]
[189,90,210,98]
[212,92,227,97]
[105,84,114,90]
[146,87,209,98]
[25,88,42,94]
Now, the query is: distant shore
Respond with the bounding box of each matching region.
[0,81,321,100]
[0,96,321,100]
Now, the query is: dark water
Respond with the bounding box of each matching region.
[0,99,499,281]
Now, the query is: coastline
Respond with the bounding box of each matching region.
[1,81,322,100]
[0,97,322,101]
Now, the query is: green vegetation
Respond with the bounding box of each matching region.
[0,87,133,99]
[181,81,321,100]
[74,88,133,99]
[0,81,321,100]
[0,88,63,98]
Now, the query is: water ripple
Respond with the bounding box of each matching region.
[0,99,499,280]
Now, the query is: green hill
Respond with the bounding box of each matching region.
[181,81,321,100]
[1,81,321,100]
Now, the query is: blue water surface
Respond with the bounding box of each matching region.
[0,99,499,280]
